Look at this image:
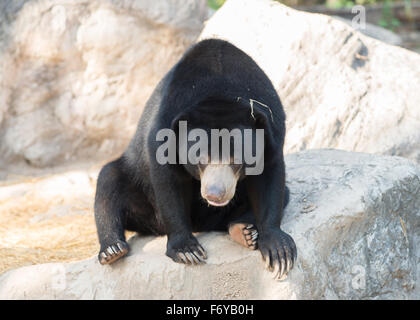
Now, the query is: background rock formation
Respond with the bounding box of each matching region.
[200,0,420,163]
[1,150,419,299]
[0,0,208,168]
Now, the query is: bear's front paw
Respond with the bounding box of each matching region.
[258,228,297,280]
[166,234,207,265]
[98,240,129,265]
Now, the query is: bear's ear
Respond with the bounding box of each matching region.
[236,97,275,129]
[247,100,279,152]
[253,109,269,129]
[249,101,275,130]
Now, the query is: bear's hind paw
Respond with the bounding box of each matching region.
[229,223,258,250]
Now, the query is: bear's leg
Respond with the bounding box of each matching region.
[94,160,131,265]
[283,185,290,209]
[246,161,297,280]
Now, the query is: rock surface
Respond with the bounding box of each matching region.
[1,150,419,299]
[0,0,207,168]
[200,0,420,163]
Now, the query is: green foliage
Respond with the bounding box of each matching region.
[207,0,304,10]
[208,0,409,10]
[326,0,356,8]
[378,0,401,30]
[403,0,413,19]
[326,0,392,8]
[208,0,226,10]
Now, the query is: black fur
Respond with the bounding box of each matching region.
[94,39,296,272]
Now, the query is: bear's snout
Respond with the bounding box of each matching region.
[204,185,228,206]
[200,163,238,207]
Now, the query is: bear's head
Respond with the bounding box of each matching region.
[172,99,267,207]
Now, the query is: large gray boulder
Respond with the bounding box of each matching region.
[1,150,419,299]
[0,0,207,168]
[200,0,420,163]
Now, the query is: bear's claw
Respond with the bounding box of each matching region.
[258,228,297,280]
[98,240,129,265]
[166,235,207,265]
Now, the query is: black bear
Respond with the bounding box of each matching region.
[94,39,296,279]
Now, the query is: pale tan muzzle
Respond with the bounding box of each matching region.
[200,164,239,206]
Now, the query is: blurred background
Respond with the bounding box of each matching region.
[210,0,420,51]
[0,0,419,275]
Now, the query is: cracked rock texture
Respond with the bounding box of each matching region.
[0,0,207,167]
[1,150,419,299]
[200,0,420,163]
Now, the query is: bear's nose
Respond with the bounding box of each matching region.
[205,185,226,202]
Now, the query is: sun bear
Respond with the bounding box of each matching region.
[94,39,296,279]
